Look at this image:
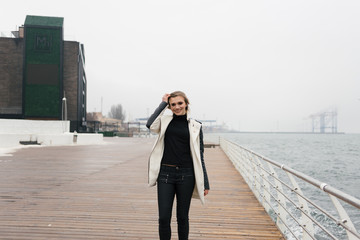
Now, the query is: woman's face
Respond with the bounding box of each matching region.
[169,96,187,116]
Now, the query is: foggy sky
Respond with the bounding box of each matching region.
[2,0,360,133]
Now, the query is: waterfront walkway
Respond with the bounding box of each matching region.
[0,138,283,239]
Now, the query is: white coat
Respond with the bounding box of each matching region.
[147,107,206,205]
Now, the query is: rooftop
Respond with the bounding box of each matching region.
[25,15,64,28]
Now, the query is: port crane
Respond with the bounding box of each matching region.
[309,108,337,133]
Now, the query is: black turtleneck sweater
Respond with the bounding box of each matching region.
[161,114,193,168]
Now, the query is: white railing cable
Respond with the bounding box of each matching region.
[251,168,308,240]
[238,142,360,209]
[250,157,337,239]
[244,148,360,239]
[255,161,339,239]
[219,137,360,240]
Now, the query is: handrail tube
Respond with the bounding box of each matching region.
[268,168,349,229]
[251,160,338,240]
[258,177,330,240]
[281,165,360,210]
[247,159,314,239]
[219,138,360,240]
[259,168,332,238]
[278,168,360,239]
[259,162,340,224]
[281,174,360,239]
[234,141,360,209]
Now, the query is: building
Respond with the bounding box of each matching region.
[0,15,87,132]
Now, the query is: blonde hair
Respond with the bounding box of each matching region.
[168,91,190,110]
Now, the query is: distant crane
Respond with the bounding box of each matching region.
[309,108,337,133]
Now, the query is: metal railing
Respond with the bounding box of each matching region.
[219,137,360,240]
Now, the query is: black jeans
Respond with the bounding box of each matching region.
[157,165,195,240]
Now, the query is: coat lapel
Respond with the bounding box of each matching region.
[189,119,201,157]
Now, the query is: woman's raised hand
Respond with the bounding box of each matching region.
[162,93,170,102]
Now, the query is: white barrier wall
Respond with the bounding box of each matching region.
[0,119,70,134]
[0,119,103,148]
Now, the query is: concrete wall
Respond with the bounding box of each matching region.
[0,38,23,115]
[0,119,103,148]
[0,119,69,134]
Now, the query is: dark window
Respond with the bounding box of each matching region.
[26,64,59,85]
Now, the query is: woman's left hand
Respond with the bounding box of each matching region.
[204,189,209,196]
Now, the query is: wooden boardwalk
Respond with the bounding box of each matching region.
[0,138,284,239]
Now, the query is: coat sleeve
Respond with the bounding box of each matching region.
[146,101,168,133]
[199,126,210,190]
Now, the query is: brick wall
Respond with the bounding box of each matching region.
[63,41,79,121]
[0,38,23,114]
[0,38,84,126]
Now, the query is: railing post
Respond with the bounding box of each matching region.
[286,173,315,239]
[256,157,271,212]
[242,150,252,186]
[267,163,288,236]
[218,137,360,240]
[248,155,257,199]
[329,195,358,240]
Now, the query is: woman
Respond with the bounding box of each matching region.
[146,91,210,240]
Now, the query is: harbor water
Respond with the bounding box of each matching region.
[204,132,360,238]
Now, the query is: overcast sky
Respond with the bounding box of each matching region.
[2,0,360,133]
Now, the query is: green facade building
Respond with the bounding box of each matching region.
[24,15,64,118]
[0,15,87,132]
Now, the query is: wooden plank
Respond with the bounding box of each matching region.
[0,138,284,239]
